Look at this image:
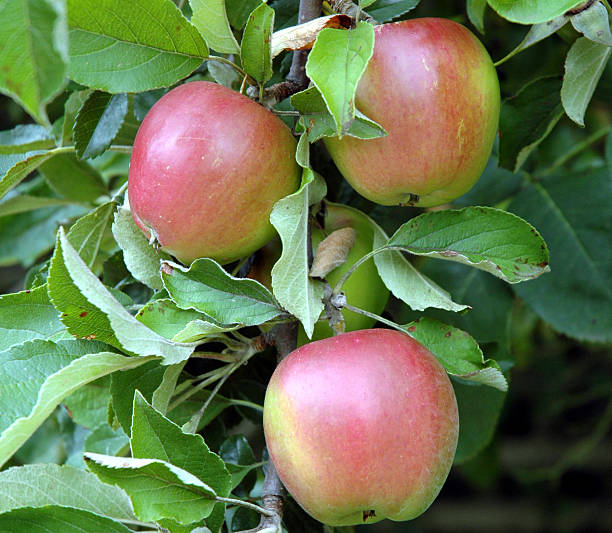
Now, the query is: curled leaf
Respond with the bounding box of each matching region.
[310,227,356,278]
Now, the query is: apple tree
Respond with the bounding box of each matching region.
[0,0,610,532]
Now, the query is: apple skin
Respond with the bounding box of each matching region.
[263,329,459,526]
[323,18,500,207]
[300,201,389,342]
[128,81,301,265]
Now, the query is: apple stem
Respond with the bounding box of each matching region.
[331,246,385,295]
[343,303,407,334]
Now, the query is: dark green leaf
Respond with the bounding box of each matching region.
[487,0,584,24]
[508,169,612,343]
[240,1,275,84]
[226,0,262,29]
[467,0,487,33]
[39,153,107,202]
[499,77,564,172]
[74,92,129,160]
[366,0,419,23]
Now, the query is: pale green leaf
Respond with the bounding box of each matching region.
[570,1,612,46]
[190,0,240,54]
[39,154,107,203]
[487,0,584,24]
[0,125,55,154]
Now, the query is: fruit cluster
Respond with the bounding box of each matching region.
[128,17,499,527]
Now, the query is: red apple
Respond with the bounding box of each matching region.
[263,329,459,526]
[323,18,500,207]
[128,81,301,264]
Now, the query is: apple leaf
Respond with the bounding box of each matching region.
[0,125,55,155]
[499,77,564,172]
[0,0,67,126]
[85,424,129,456]
[352,207,468,313]
[306,21,375,136]
[73,92,129,160]
[291,86,386,142]
[0,195,73,217]
[403,318,508,391]
[270,136,327,339]
[0,506,132,533]
[84,453,219,524]
[365,0,419,23]
[494,16,568,65]
[487,0,584,24]
[0,463,135,520]
[63,375,111,429]
[226,0,262,29]
[61,89,92,146]
[561,37,611,127]
[49,227,196,363]
[386,207,550,283]
[219,435,263,490]
[0,286,65,352]
[67,0,208,93]
[240,1,275,85]
[39,154,108,203]
[467,0,487,33]
[452,374,506,464]
[570,1,612,46]
[161,258,285,327]
[190,0,240,54]
[0,147,73,201]
[509,169,612,343]
[131,392,231,499]
[0,338,153,468]
[112,206,170,290]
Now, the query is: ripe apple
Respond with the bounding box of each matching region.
[128,81,301,265]
[264,328,459,526]
[323,18,500,207]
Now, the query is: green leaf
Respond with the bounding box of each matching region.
[270,141,327,338]
[365,0,419,23]
[240,1,275,84]
[570,1,612,46]
[137,299,205,339]
[499,77,564,172]
[162,258,284,327]
[0,286,65,351]
[0,147,73,201]
[487,0,584,24]
[74,92,129,160]
[367,211,468,313]
[64,376,111,429]
[226,0,262,29]
[561,37,611,126]
[494,16,568,66]
[84,453,219,524]
[112,206,170,290]
[0,0,67,125]
[85,424,129,456]
[65,202,116,269]
[291,86,386,142]
[61,89,92,146]
[306,21,374,136]
[190,0,240,54]
[387,207,550,283]
[39,154,107,203]
[131,392,231,498]
[0,194,72,217]
[0,125,55,154]
[452,376,506,464]
[0,339,152,468]
[0,506,132,533]
[67,0,209,93]
[219,435,262,490]
[508,169,612,343]
[0,463,135,520]
[606,129,612,171]
[467,0,487,33]
[49,228,195,363]
[403,318,508,391]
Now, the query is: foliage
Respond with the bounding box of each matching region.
[0,1,610,532]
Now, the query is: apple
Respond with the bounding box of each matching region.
[128,81,301,265]
[301,201,389,342]
[323,18,500,207]
[263,328,459,526]
[247,202,389,341]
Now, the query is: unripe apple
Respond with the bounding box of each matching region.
[128,81,301,264]
[264,329,459,526]
[324,18,500,207]
[301,201,389,342]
